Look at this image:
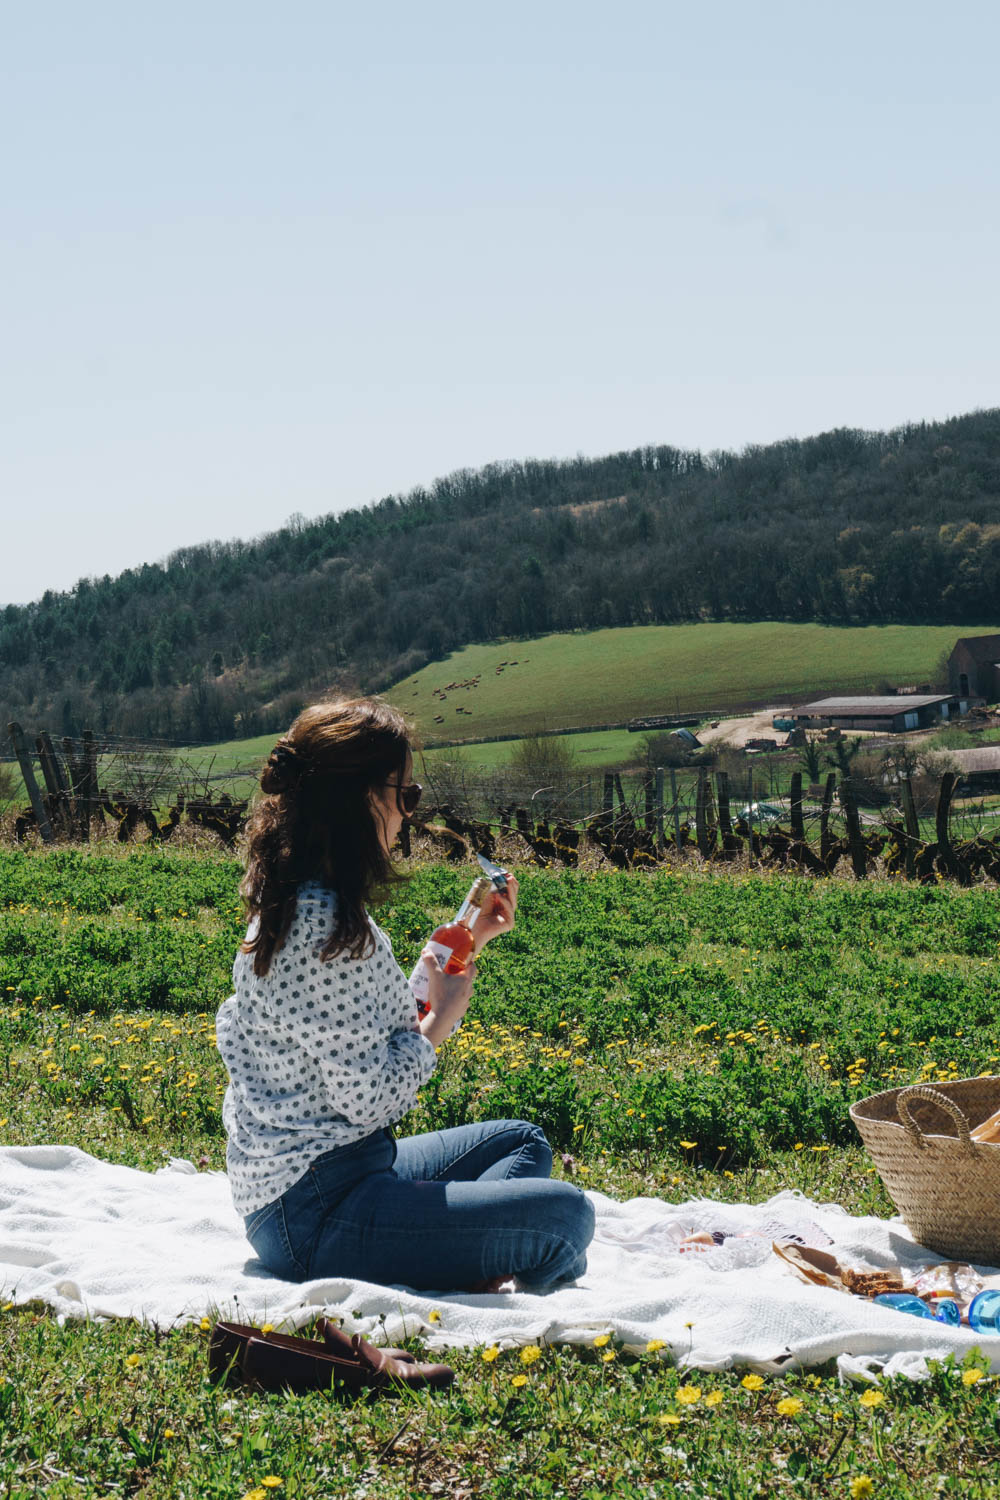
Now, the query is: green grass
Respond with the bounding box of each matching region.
[110,617,995,797]
[418,727,643,775]
[5,620,991,809]
[4,848,1000,1494]
[165,727,645,784]
[925,725,1000,751]
[385,621,995,744]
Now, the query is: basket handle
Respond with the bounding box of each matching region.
[896,1085,974,1153]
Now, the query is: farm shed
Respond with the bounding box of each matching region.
[941,746,1000,795]
[793,694,965,733]
[948,635,1000,702]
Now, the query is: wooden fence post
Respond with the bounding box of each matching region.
[695,766,716,857]
[644,777,655,835]
[62,736,88,840]
[936,772,956,874]
[7,722,54,842]
[716,770,733,838]
[84,730,106,828]
[668,767,682,847]
[35,731,72,834]
[789,771,805,841]
[654,768,665,847]
[819,773,836,865]
[839,777,868,879]
[900,776,920,879]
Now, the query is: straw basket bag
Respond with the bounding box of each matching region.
[850,1077,1000,1263]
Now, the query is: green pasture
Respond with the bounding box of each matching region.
[3,847,1000,1495]
[419,727,641,774]
[385,620,995,744]
[167,726,643,785]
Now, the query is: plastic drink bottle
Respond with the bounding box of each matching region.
[967,1290,1000,1332]
[873,1293,959,1323]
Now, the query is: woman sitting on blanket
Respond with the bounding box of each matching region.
[216,696,595,1293]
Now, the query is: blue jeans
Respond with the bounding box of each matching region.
[243,1120,595,1293]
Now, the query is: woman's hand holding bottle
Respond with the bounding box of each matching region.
[472,874,518,954]
[417,952,477,1047]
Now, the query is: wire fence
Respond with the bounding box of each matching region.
[5,722,1000,882]
[413,758,1000,883]
[2,725,262,847]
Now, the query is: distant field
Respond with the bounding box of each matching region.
[139,728,643,802]
[386,621,994,744]
[174,620,990,790]
[419,727,640,773]
[4,621,994,810]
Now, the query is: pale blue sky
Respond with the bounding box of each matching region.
[3,1,999,604]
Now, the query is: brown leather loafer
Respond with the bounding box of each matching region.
[208,1319,454,1396]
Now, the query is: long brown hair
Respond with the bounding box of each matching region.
[240,697,411,975]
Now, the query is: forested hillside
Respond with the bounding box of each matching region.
[4,409,1000,743]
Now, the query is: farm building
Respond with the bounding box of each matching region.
[948,635,1000,702]
[793,694,966,733]
[944,746,1000,795]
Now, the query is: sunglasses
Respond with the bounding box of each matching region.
[395,781,423,816]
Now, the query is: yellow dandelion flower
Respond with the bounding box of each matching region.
[859,1388,885,1408]
[704,1390,724,1407]
[679,1140,697,1150]
[849,1479,874,1500]
[646,1339,667,1354]
[262,1481,283,1491]
[428,1309,441,1324]
[199,1317,211,1331]
[776,1397,803,1416]
[481,1345,500,1363]
[125,1353,142,1368]
[163,1428,176,1439]
[962,1367,985,1386]
[242,1490,267,1500]
[676,1385,701,1404]
[602,1349,616,1363]
[510,1373,528,1388]
[657,1412,682,1426]
[593,1333,611,1348]
[520,1344,542,1365]
[741,1374,765,1391]
[260,1323,274,1335]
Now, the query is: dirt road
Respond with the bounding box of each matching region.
[696,710,794,747]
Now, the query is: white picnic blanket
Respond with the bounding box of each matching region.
[3,1143,1000,1383]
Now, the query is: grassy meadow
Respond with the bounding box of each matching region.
[386,621,993,744]
[62,616,985,808]
[5,620,993,813]
[3,847,1000,1495]
[169,726,643,792]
